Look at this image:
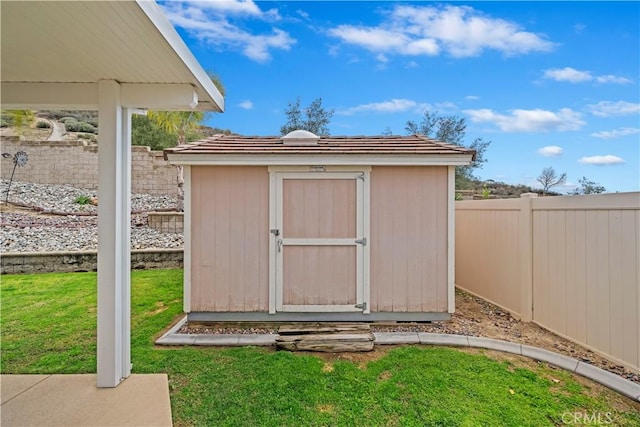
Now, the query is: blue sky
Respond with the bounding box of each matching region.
[160,1,640,193]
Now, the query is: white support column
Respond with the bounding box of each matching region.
[97,80,132,388]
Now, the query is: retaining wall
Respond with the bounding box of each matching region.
[0,137,176,196]
[1,249,183,274]
[147,212,184,234]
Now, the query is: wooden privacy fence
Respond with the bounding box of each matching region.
[455,192,640,373]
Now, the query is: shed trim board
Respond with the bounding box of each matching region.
[447,165,456,313]
[183,166,192,313]
[166,154,473,166]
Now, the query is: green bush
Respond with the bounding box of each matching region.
[38,110,97,122]
[74,195,92,205]
[77,133,92,140]
[60,117,77,124]
[64,121,97,134]
[36,121,51,129]
[0,118,9,128]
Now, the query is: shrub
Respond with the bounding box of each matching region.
[74,195,92,205]
[60,117,77,124]
[0,118,9,128]
[77,133,91,140]
[36,121,51,129]
[64,121,97,134]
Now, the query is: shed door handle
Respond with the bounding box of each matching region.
[277,239,283,252]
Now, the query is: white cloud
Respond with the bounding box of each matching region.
[376,53,390,64]
[543,67,592,83]
[538,146,564,157]
[406,60,419,69]
[161,1,295,62]
[464,108,585,132]
[190,0,263,16]
[338,99,428,115]
[587,101,640,117]
[573,23,586,34]
[579,155,625,165]
[238,100,254,110]
[542,67,632,84]
[465,95,480,101]
[591,127,640,139]
[327,4,554,60]
[595,75,633,84]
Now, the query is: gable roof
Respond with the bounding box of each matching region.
[164,134,476,166]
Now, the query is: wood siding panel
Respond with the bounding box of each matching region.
[283,179,356,238]
[370,166,448,312]
[283,246,357,305]
[190,166,269,312]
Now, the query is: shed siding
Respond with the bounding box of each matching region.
[190,166,269,312]
[370,166,449,312]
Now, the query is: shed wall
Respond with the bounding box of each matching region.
[190,166,270,312]
[370,166,449,312]
[189,165,450,314]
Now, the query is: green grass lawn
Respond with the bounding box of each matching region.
[2,270,639,426]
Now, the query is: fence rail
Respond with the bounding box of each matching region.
[455,192,640,373]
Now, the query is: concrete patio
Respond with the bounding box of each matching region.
[0,374,172,426]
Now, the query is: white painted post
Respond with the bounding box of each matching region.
[519,193,537,322]
[97,80,131,387]
[447,165,456,313]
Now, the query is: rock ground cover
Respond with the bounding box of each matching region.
[1,180,183,252]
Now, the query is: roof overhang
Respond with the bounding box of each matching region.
[165,153,475,166]
[0,0,224,112]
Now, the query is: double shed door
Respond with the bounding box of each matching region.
[272,170,369,313]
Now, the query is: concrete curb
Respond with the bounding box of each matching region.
[156,316,278,347]
[156,321,639,402]
[392,333,640,402]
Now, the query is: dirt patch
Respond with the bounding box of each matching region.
[371,290,639,384]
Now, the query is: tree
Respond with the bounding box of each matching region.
[280,97,334,136]
[131,115,186,151]
[536,167,567,195]
[148,72,225,211]
[405,111,491,189]
[3,110,35,135]
[570,176,606,195]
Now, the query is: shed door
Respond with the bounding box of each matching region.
[273,172,367,312]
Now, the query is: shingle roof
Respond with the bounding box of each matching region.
[164,134,476,159]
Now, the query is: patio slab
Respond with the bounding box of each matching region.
[0,374,172,427]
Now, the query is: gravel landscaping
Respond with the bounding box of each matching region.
[1,180,183,252]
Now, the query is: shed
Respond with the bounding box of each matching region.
[165,131,475,322]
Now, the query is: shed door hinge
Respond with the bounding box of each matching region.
[355,237,367,246]
[355,302,367,310]
[357,173,366,181]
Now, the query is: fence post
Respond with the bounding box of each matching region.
[519,193,537,321]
